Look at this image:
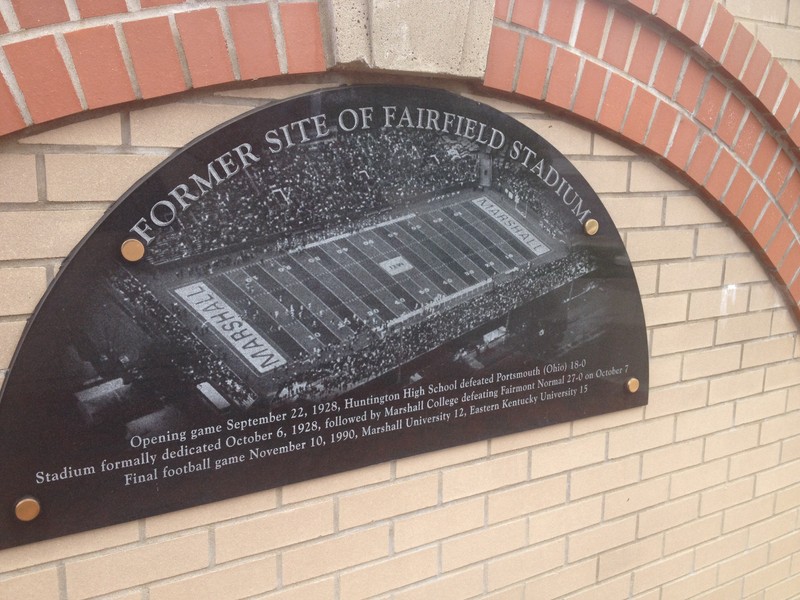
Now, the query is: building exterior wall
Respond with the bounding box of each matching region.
[0,1,799,599]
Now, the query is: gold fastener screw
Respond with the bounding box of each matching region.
[120,239,146,262]
[626,378,640,393]
[15,497,41,522]
[584,218,599,236]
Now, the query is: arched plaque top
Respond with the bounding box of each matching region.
[0,85,647,549]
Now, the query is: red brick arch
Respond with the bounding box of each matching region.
[0,0,798,309]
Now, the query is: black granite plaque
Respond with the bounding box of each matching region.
[0,85,648,548]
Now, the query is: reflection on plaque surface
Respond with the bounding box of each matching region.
[0,85,648,548]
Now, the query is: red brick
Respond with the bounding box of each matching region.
[723,167,755,214]
[141,0,185,7]
[573,60,607,121]
[494,0,511,20]
[622,87,657,144]
[676,58,706,112]
[517,37,551,100]
[788,275,800,304]
[765,151,792,197]
[695,76,726,129]
[176,9,234,88]
[754,202,782,248]
[766,222,794,266]
[511,0,544,30]
[76,0,127,18]
[750,135,778,180]
[778,171,800,214]
[574,0,608,56]
[779,243,800,283]
[629,0,655,12]
[716,95,745,147]
[65,26,134,110]
[0,14,7,34]
[705,148,737,199]
[703,6,734,63]
[681,0,714,43]
[775,80,800,132]
[656,0,682,27]
[123,17,187,99]
[545,0,578,43]
[545,48,580,109]
[280,3,326,74]
[733,112,762,163]
[629,26,661,84]
[759,61,788,113]
[484,26,520,92]
[667,116,701,170]
[687,134,718,185]
[603,10,636,70]
[645,101,678,155]
[722,25,753,78]
[739,185,768,230]
[741,41,770,96]
[598,74,633,132]
[11,0,69,29]
[4,36,81,124]
[791,119,800,149]
[228,4,279,81]
[0,75,25,136]
[654,43,685,98]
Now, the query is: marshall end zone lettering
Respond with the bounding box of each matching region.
[0,85,648,549]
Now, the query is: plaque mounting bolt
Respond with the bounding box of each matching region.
[121,239,145,262]
[584,219,599,236]
[626,378,640,394]
[15,496,41,522]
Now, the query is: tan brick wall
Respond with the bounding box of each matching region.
[0,75,798,599]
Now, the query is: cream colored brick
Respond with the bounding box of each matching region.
[593,135,635,156]
[750,511,797,549]
[0,567,59,600]
[149,555,277,600]
[215,82,340,100]
[771,309,795,335]
[763,572,800,600]
[671,459,728,498]
[0,320,25,369]
[486,586,525,600]
[530,497,603,543]
[568,516,636,562]
[725,0,787,22]
[765,362,800,391]
[532,118,592,154]
[442,519,527,571]
[572,406,643,436]
[696,227,750,256]
[340,547,438,600]
[571,455,639,499]
[717,312,774,344]
[339,474,437,529]
[700,529,751,571]
[631,550,693,594]
[709,369,765,404]
[0,521,139,574]
[0,267,47,316]
[630,161,688,192]
[694,580,744,600]
[743,557,792,596]
[130,103,251,147]
[633,264,658,294]
[146,489,278,537]
[705,424,760,460]
[758,24,800,59]
[701,477,755,516]
[65,532,209,600]
[791,1,800,26]
[604,477,669,519]
[20,113,122,145]
[749,283,785,311]
[663,513,722,555]
[442,451,527,501]
[638,495,699,537]
[789,387,800,411]
[488,475,567,523]
[215,500,334,563]
[563,574,630,600]
[396,441,486,477]
[642,294,688,326]
[642,439,703,478]
[756,460,800,496]
[652,320,715,355]
[282,463,390,503]
[601,196,663,229]
[725,256,769,284]
[570,159,628,192]
[598,535,663,580]
[676,403,734,440]
[736,390,787,425]
[730,443,781,479]
[257,578,335,600]
[682,344,742,380]
[659,260,725,292]
[523,558,598,600]
[281,525,389,585]
[0,154,38,202]
[626,230,695,262]
[487,539,565,590]
[608,416,673,457]
[530,433,606,477]
[46,153,163,202]
[649,354,682,387]
[490,422,570,454]
[664,195,718,225]
[689,286,750,319]
[761,411,800,444]
[743,336,796,368]
[769,530,800,561]
[645,380,707,419]
[395,497,484,551]
[393,565,484,600]
[0,209,104,260]
[660,565,718,600]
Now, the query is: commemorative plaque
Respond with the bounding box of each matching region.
[0,85,648,548]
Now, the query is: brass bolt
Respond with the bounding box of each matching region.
[15,497,41,522]
[120,239,146,262]
[584,218,599,236]
[626,377,640,394]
